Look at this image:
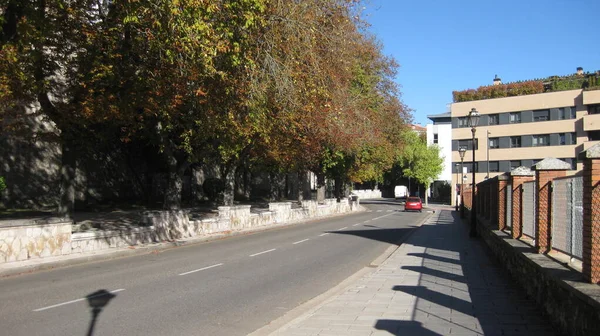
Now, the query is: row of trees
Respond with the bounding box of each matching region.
[1,0,441,214]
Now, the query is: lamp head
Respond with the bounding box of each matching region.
[458,147,466,159]
[467,108,480,128]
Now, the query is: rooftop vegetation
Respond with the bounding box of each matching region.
[453,72,600,103]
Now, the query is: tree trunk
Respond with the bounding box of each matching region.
[163,155,187,210]
[334,177,342,202]
[57,139,76,218]
[223,165,236,206]
[191,166,205,203]
[316,173,326,203]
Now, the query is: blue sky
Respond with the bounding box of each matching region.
[364,0,600,126]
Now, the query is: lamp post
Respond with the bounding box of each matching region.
[467,108,480,237]
[459,147,466,218]
[455,163,460,211]
[486,130,491,179]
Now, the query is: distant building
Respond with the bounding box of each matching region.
[410,124,427,135]
[426,112,452,202]
[449,68,600,206]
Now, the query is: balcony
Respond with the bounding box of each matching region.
[583,113,600,132]
[583,89,600,105]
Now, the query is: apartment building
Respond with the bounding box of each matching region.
[426,112,452,200]
[450,70,600,206]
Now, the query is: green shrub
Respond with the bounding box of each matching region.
[0,176,6,192]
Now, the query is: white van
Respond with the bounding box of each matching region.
[394,185,408,199]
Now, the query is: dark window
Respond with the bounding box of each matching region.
[510,112,521,124]
[489,161,499,172]
[590,105,600,115]
[488,114,499,125]
[559,133,566,145]
[510,160,521,170]
[533,134,550,146]
[433,133,438,144]
[458,139,478,150]
[533,110,549,122]
[489,137,499,149]
[510,136,521,148]
[571,132,577,144]
[458,117,468,128]
[533,159,542,165]
[570,106,577,118]
[558,108,566,120]
[589,131,600,141]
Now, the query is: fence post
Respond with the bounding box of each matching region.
[579,145,600,284]
[510,167,535,239]
[532,158,571,254]
[497,174,509,230]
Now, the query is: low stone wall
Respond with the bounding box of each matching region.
[0,217,72,263]
[16,199,361,262]
[352,189,381,199]
[476,217,600,336]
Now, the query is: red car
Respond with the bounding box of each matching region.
[404,197,423,212]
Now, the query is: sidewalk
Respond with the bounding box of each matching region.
[263,209,558,336]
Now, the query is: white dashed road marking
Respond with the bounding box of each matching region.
[293,239,310,245]
[319,233,329,236]
[250,248,277,257]
[34,289,125,312]
[179,263,224,276]
[337,227,348,231]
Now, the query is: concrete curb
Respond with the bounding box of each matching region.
[248,211,435,336]
[0,208,367,279]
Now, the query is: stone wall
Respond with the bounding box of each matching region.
[351,189,382,199]
[0,217,72,263]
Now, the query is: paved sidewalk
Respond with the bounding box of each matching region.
[266,209,558,336]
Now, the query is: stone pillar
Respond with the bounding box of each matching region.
[510,167,535,239]
[579,145,600,284]
[497,174,509,230]
[532,158,571,254]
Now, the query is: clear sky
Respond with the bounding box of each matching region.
[364,0,600,126]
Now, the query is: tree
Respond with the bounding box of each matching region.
[397,130,444,205]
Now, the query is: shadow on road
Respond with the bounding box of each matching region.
[374,320,441,336]
[85,289,117,336]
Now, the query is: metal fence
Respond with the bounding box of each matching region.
[506,184,512,229]
[522,181,536,239]
[552,176,583,259]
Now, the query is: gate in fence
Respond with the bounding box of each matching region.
[552,176,583,259]
[522,181,536,239]
[506,183,512,229]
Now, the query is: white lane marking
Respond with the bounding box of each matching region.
[363,220,371,223]
[387,210,393,212]
[337,227,348,231]
[377,210,383,212]
[179,263,224,276]
[371,213,395,221]
[319,233,329,236]
[293,239,310,245]
[34,289,125,312]
[353,223,360,226]
[250,248,276,257]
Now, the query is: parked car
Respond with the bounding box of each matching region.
[404,197,422,212]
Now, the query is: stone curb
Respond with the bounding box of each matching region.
[248,210,436,336]
[0,208,366,279]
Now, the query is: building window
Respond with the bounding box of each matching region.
[433,133,438,144]
[489,137,499,149]
[533,110,549,122]
[533,134,550,147]
[533,159,542,165]
[589,131,600,141]
[458,139,478,150]
[570,106,577,118]
[458,117,468,128]
[510,136,521,148]
[488,114,499,125]
[489,161,499,172]
[559,133,566,145]
[590,105,600,115]
[509,112,521,124]
[510,160,521,170]
[571,132,577,144]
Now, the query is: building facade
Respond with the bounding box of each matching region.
[426,112,452,201]
[450,73,600,207]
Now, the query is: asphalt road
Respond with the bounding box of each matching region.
[0,200,428,336]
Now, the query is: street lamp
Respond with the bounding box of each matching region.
[455,163,460,211]
[467,108,480,237]
[486,130,491,179]
[459,147,466,218]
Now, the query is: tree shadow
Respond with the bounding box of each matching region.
[326,228,415,245]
